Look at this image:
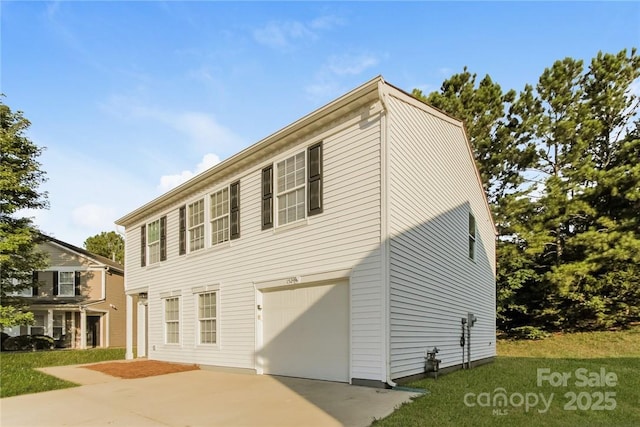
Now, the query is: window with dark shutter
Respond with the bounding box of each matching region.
[179,206,186,255]
[262,166,273,230]
[32,271,39,296]
[230,180,240,239]
[160,215,167,261]
[307,142,323,216]
[140,225,146,267]
[74,271,82,296]
[53,271,59,296]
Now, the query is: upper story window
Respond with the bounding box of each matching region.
[147,219,161,264]
[468,213,476,260]
[210,188,229,246]
[277,152,306,225]
[140,216,166,267]
[58,272,75,296]
[188,199,205,252]
[262,142,323,230]
[177,181,240,256]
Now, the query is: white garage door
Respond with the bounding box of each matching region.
[261,281,349,382]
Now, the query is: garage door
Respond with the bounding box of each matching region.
[260,281,349,382]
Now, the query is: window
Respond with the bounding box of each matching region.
[469,213,476,260]
[30,314,45,335]
[210,188,229,246]
[165,297,180,344]
[263,143,323,229]
[276,152,306,225]
[198,292,217,344]
[147,219,161,264]
[58,272,75,296]
[188,199,205,252]
[53,313,64,340]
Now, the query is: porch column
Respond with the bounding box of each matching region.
[80,308,87,349]
[137,300,146,358]
[47,309,54,337]
[126,294,134,359]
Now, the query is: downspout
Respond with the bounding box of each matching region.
[378,78,396,388]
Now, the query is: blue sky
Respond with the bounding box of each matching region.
[2,1,639,247]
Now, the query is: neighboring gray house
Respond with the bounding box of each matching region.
[116,76,496,387]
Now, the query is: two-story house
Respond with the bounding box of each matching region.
[5,236,127,349]
[116,76,496,387]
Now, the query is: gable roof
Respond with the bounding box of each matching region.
[41,234,124,273]
[116,76,496,236]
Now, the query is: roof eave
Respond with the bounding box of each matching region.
[116,75,384,227]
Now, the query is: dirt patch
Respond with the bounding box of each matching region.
[84,360,199,379]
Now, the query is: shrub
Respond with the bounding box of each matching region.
[2,334,55,351]
[509,325,550,340]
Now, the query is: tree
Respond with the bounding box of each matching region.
[0,98,49,327]
[418,48,640,334]
[84,231,124,264]
[413,68,536,206]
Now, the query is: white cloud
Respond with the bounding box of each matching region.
[305,52,383,100]
[253,15,344,50]
[158,153,221,192]
[327,53,379,76]
[102,96,244,152]
[253,21,314,50]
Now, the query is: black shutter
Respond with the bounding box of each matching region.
[262,166,273,230]
[307,142,323,216]
[160,215,167,261]
[179,206,186,255]
[74,271,81,296]
[140,225,146,267]
[32,271,39,296]
[230,181,240,240]
[53,271,59,296]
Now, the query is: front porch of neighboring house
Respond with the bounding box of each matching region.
[5,307,109,349]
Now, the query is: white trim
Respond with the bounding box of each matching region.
[101,269,106,299]
[126,294,134,359]
[254,268,352,291]
[126,286,149,295]
[159,290,182,298]
[191,283,220,294]
[378,79,392,385]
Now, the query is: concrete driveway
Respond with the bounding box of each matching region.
[0,365,419,426]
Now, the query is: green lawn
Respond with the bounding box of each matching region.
[0,348,125,398]
[375,327,640,427]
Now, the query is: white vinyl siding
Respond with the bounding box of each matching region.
[210,189,229,246]
[58,272,75,296]
[188,199,205,252]
[165,297,180,344]
[276,152,306,225]
[387,94,496,380]
[147,219,161,264]
[123,102,383,379]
